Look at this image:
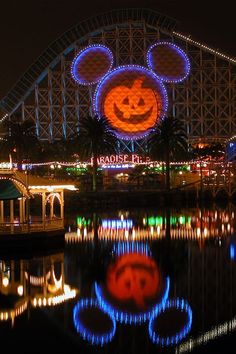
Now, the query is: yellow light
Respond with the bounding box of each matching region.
[197,228,201,237]
[17,285,24,296]
[2,277,9,287]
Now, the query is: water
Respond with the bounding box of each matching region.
[1,204,236,354]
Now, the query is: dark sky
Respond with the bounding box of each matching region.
[0,0,235,100]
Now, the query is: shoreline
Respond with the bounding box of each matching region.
[65,189,235,211]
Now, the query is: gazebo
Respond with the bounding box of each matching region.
[0,169,77,235]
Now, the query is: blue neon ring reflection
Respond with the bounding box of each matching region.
[73,298,116,345]
[148,298,192,346]
[95,277,170,325]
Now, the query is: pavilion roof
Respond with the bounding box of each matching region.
[0,179,22,200]
[15,171,77,191]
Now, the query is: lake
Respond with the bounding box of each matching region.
[1,204,236,353]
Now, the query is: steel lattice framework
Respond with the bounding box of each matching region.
[1,8,236,152]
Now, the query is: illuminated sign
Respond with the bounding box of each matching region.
[91,154,150,165]
[94,65,168,140]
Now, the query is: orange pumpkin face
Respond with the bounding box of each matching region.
[94,66,167,139]
[104,77,158,133]
[106,253,160,309]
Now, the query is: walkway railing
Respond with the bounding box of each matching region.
[0,218,64,235]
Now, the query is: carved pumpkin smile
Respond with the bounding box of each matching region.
[114,103,153,124]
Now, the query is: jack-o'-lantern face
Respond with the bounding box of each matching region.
[94,66,168,140]
[105,77,158,128]
[106,253,160,309]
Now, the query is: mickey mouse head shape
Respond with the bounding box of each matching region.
[71,42,190,140]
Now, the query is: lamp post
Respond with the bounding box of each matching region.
[25,166,30,232]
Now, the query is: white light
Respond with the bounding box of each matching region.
[17,285,24,296]
[2,277,9,287]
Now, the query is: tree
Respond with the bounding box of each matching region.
[0,119,40,164]
[148,116,188,191]
[76,115,118,192]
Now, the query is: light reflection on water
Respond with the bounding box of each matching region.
[0,205,236,353]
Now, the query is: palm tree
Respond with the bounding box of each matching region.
[76,115,118,192]
[0,119,40,164]
[148,116,188,191]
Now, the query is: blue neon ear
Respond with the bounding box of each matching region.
[71,44,114,86]
[147,42,190,83]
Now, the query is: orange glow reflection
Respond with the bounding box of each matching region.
[106,253,160,309]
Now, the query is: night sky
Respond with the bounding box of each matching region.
[0,0,235,100]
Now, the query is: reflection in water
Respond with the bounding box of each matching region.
[0,253,78,326]
[74,243,192,347]
[113,241,150,256]
[106,253,160,309]
[65,206,235,243]
[73,298,116,345]
[1,206,236,353]
[177,316,236,353]
[149,298,192,346]
[95,245,171,325]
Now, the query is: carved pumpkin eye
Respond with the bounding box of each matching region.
[138,98,145,106]
[122,97,129,105]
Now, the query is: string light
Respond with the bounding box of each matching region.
[173,31,236,64]
[73,298,116,346]
[0,113,8,125]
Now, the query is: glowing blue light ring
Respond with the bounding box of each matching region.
[147,42,191,83]
[73,298,116,346]
[93,65,168,140]
[112,241,151,257]
[94,277,170,325]
[148,298,192,346]
[71,44,114,86]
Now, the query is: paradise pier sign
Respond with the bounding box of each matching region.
[91,154,151,165]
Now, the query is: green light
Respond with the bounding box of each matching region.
[77,216,91,227]
[147,216,163,226]
[147,215,192,227]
